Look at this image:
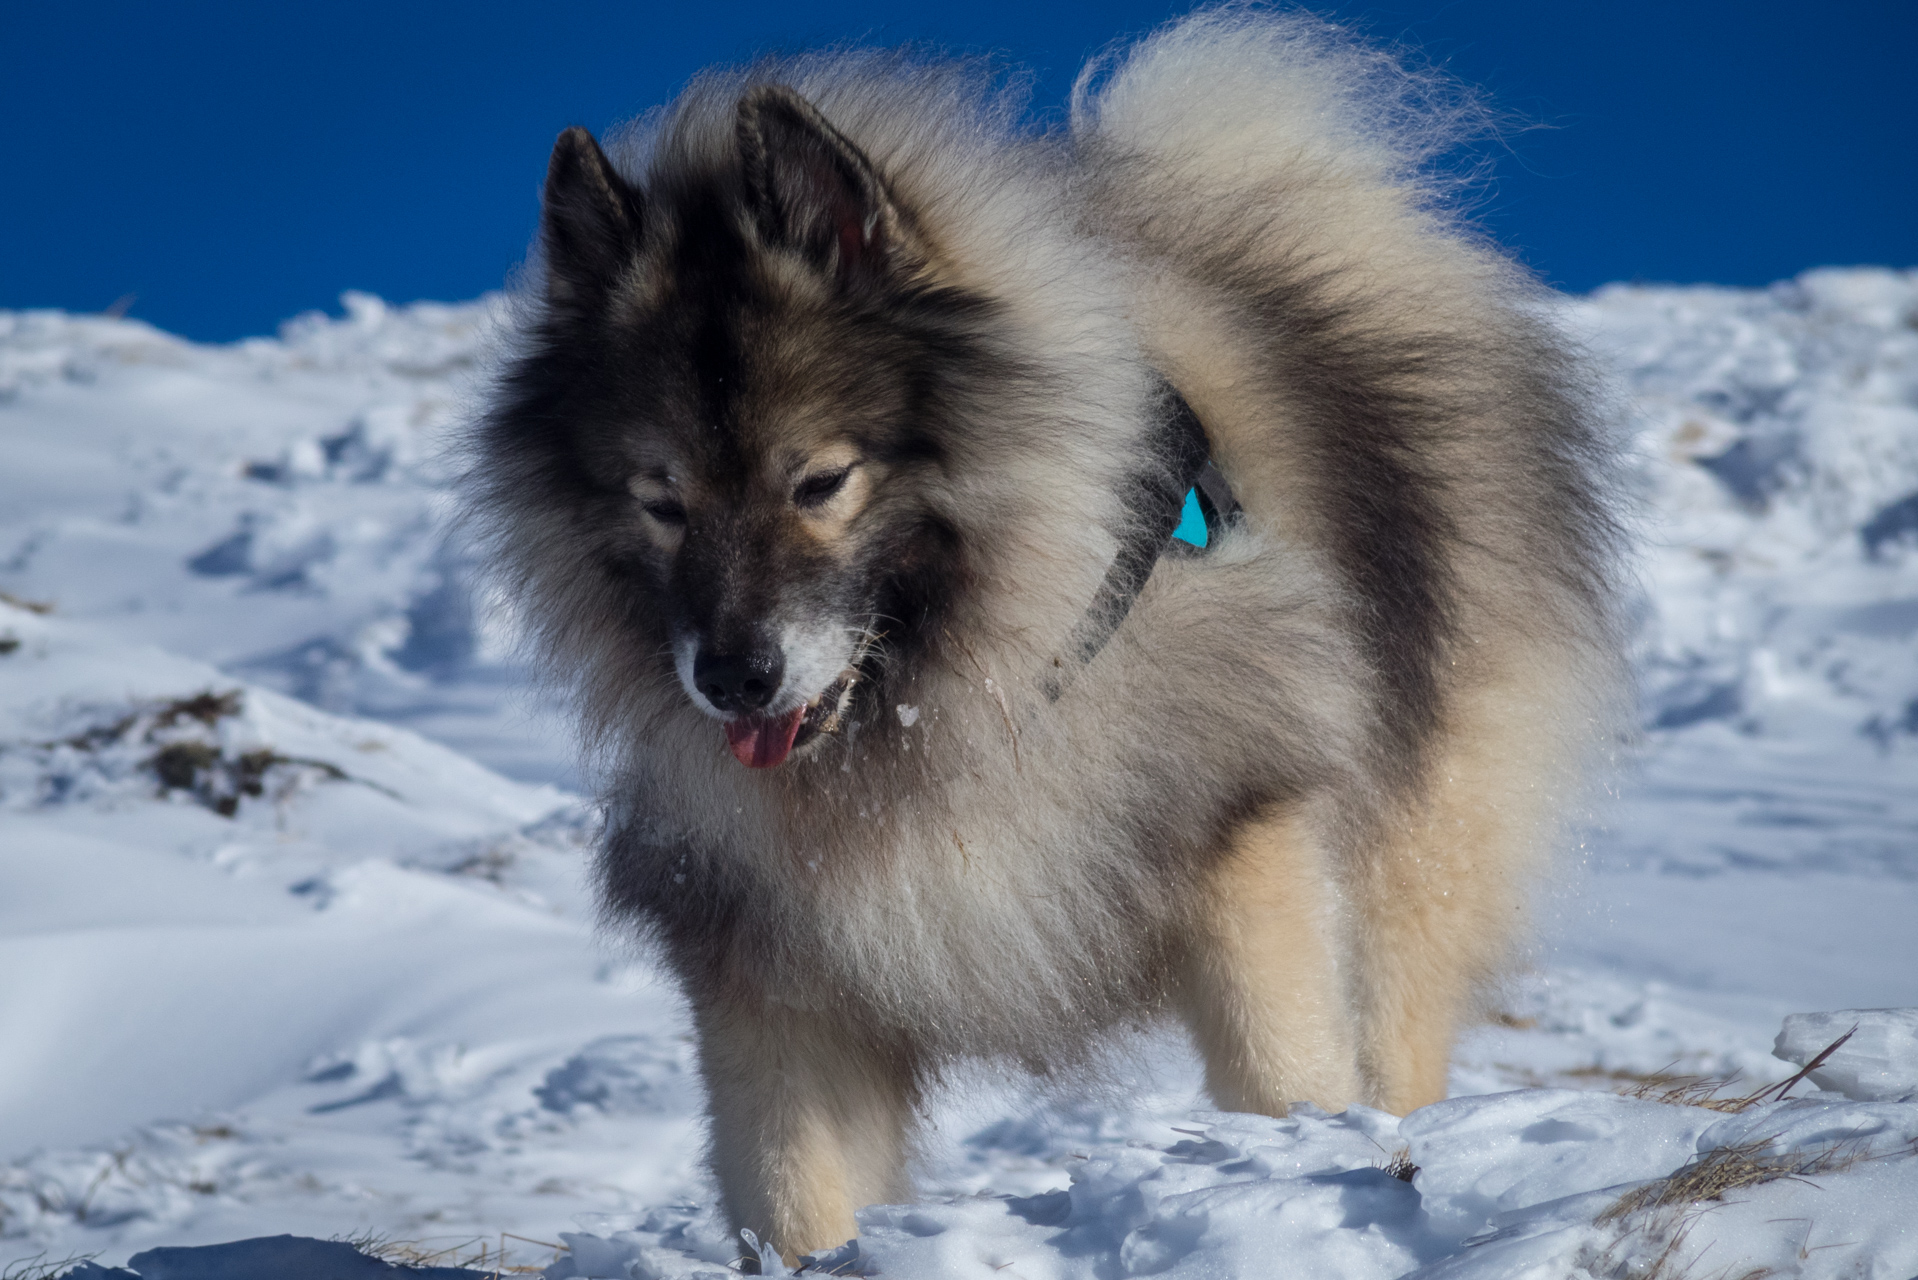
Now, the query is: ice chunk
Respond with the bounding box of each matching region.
[1774,1009,1918,1101]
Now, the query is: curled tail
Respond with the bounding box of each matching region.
[1072,7,1624,786]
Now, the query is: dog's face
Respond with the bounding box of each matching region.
[516,88,989,768]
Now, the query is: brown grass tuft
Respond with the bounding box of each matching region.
[0,591,54,615]
[1597,1139,1861,1227]
[1379,1148,1419,1182]
[1617,1028,1858,1114]
[340,1229,567,1276]
[153,690,244,728]
[37,686,407,818]
[2,1252,101,1280]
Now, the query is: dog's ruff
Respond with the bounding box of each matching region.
[463,8,1627,1266]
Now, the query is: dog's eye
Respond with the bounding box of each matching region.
[793,467,852,509]
[642,501,687,526]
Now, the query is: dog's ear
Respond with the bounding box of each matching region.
[737,85,912,287]
[541,126,644,307]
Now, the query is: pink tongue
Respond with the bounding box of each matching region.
[723,705,807,769]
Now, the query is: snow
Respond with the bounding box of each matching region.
[1776,1010,1918,1103]
[2,267,1916,1278]
[64,1234,500,1279]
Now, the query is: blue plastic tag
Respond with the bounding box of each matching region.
[1172,488,1207,548]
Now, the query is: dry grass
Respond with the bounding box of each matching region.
[0,591,53,615]
[1590,1209,1776,1280]
[51,689,245,754]
[1596,1138,1863,1228]
[152,690,243,728]
[32,687,394,818]
[1574,1030,1872,1280]
[1616,1028,1856,1114]
[148,741,353,816]
[1378,1148,1419,1182]
[1,1252,100,1280]
[1489,1027,1859,1109]
[341,1229,568,1276]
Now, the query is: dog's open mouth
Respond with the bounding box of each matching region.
[722,669,858,769]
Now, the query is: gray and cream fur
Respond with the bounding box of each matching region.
[465,8,1626,1263]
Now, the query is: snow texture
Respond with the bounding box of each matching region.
[62,1234,494,1279]
[2,268,1916,1278]
[1776,1010,1918,1103]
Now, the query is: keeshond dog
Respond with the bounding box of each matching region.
[465,8,1624,1263]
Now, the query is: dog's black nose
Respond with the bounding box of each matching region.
[694,648,784,714]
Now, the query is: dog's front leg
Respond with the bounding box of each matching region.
[693,995,917,1268]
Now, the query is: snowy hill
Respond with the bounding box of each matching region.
[2,270,1915,1278]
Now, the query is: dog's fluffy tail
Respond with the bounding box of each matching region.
[1069,4,1628,770]
[1070,6,1491,223]
[1065,5,1547,568]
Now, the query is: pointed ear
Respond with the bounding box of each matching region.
[736,86,911,287]
[541,126,644,306]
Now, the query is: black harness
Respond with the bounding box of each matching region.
[1053,383,1241,689]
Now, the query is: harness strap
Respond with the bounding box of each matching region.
[1054,382,1241,686]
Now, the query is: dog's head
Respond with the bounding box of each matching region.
[506,86,1000,768]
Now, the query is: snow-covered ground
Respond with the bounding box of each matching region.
[2,268,1914,1278]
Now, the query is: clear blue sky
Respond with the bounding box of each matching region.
[5,0,1912,342]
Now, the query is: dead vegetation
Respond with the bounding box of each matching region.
[1588,1210,1775,1280]
[0,1252,100,1280]
[53,689,244,756]
[131,692,351,817]
[1598,1138,1864,1228]
[446,846,516,885]
[1379,1148,1420,1182]
[1616,1028,1856,1113]
[1580,1030,1898,1280]
[23,688,394,817]
[148,740,349,817]
[1583,1133,1871,1280]
[1584,1139,1858,1280]
[1493,1027,1859,1111]
[340,1229,567,1276]
[0,589,49,655]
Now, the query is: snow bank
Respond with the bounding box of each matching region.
[1581,269,1918,881]
[65,1234,494,1279]
[42,1057,1918,1279]
[0,602,702,1267]
[0,295,568,787]
[546,1058,1918,1279]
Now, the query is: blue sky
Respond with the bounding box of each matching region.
[4,0,1912,341]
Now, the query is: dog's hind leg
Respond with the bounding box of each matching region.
[694,998,917,1268]
[1176,804,1361,1116]
[1349,668,1572,1114]
[1347,840,1476,1115]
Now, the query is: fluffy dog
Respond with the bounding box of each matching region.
[465,9,1624,1263]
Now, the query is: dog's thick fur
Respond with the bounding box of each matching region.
[466,9,1624,1263]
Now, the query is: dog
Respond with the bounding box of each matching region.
[464,8,1625,1264]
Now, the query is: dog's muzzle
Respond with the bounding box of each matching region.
[720,668,859,768]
